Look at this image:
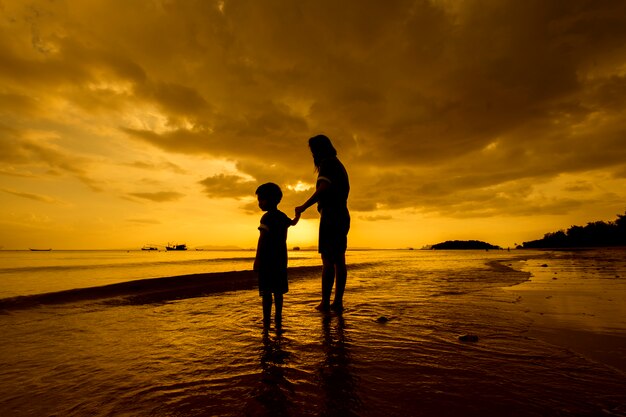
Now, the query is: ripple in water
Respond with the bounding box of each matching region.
[0,250,625,416]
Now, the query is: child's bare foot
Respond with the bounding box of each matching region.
[275,323,285,335]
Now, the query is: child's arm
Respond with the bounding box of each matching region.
[253,234,261,271]
[254,226,268,271]
[290,211,301,226]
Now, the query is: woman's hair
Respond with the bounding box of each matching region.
[308,134,337,169]
[255,182,283,205]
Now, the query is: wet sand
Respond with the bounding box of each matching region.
[507,250,626,375]
[1,251,625,416]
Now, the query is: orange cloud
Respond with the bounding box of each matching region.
[128,191,185,202]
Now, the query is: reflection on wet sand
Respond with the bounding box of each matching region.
[2,250,625,416]
[246,314,361,417]
[247,330,292,416]
[319,314,361,417]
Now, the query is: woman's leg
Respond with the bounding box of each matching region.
[262,293,272,327]
[274,293,283,326]
[331,253,347,310]
[316,255,335,310]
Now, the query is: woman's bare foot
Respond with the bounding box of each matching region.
[330,302,344,312]
[315,302,330,312]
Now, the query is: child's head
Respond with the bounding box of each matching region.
[255,182,283,210]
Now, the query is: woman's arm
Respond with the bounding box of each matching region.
[295,180,329,215]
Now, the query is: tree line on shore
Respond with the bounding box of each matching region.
[522,211,626,248]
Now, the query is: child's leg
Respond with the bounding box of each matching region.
[274,293,283,326]
[262,293,272,327]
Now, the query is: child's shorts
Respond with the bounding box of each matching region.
[258,269,288,296]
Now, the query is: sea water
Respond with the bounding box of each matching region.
[0,249,625,416]
[0,249,320,298]
[0,249,522,298]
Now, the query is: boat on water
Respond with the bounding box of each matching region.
[141,245,159,251]
[30,248,52,251]
[166,243,187,251]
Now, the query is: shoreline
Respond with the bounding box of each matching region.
[1,250,625,415]
[505,249,626,374]
[0,265,322,311]
[3,250,625,376]
[527,327,626,374]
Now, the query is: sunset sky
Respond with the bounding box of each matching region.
[1,0,626,250]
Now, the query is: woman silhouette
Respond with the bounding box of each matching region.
[296,135,350,312]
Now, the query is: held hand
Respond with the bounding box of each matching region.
[295,205,306,215]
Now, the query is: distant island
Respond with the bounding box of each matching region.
[430,240,501,250]
[522,211,626,249]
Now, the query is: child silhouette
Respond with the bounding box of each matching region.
[253,183,300,329]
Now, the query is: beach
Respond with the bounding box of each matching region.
[506,249,626,375]
[0,249,625,416]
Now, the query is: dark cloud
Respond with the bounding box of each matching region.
[612,165,626,179]
[0,187,60,204]
[360,214,393,222]
[125,218,161,224]
[198,174,256,199]
[127,160,187,174]
[128,191,185,202]
[2,0,626,218]
[121,98,310,170]
[0,168,36,178]
[563,181,594,193]
[0,124,30,164]
[136,81,210,116]
[0,91,40,116]
[0,125,102,191]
